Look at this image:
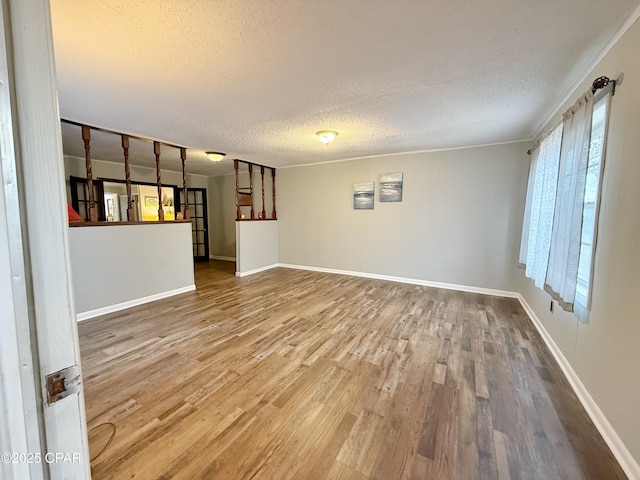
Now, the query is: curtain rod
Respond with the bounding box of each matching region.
[591,76,616,94]
[527,75,620,155]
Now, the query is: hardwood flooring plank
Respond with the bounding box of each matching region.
[336,409,385,476]
[307,412,358,480]
[492,429,509,480]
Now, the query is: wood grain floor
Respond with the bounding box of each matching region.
[79,261,626,479]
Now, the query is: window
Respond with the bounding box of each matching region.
[575,96,609,312]
[520,89,611,319]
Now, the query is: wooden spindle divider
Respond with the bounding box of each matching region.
[65,120,194,225]
[81,125,98,222]
[154,141,164,222]
[122,134,134,221]
[233,158,276,221]
[248,163,255,219]
[181,147,190,220]
[271,168,277,219]
[260,166,266,219]
[234,159,241,220]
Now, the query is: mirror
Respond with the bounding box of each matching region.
[102,181,176,222]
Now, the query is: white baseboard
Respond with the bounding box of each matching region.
[235,264,279,277]
[516,294,640,480]
[277,263,519,298]
[76,285,196,321]
[210,255,236,262]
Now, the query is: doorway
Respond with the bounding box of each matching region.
[179,188,209,261]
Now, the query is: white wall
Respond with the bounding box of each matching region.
[236,221,279,275]
[208,169,275,259]
[69,223,195,318]
[208,174,237,258]
[277,142,530,291]
[519,14,640,472]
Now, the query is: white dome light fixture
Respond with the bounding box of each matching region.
[316,130,338,145]
[206,151,226,162]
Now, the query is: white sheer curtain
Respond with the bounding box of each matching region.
[519,154,535,264]
[545,91,594,309]
[520,124,563,288]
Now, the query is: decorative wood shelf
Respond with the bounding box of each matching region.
[235,218,278,222]
[237,192,253,206]
[69,220,192,228]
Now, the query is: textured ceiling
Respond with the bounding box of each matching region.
[51,0,640,176]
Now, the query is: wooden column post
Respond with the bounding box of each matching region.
[122,134,134,221]
[180,147,190,220]
[248,163,255,219]
[81,125,98,222]
[234,159,241,220]
[154,141,164,221]
[271,168,277,219]
[260,166,266,219]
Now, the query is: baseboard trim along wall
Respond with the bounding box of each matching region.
[210,255,236,262]
[240,261,638,477]
[76,285,196,322]
[277,263,519,298]
[235,263,280,277]
[516,295,640,480]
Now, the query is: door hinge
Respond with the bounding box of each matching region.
[46,365,81,405]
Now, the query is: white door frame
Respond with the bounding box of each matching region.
[0,0,90,478]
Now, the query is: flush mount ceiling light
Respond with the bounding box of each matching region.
[316,130,338,144]
[205,151,226,162]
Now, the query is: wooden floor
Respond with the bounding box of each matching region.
[80,261,626,479]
